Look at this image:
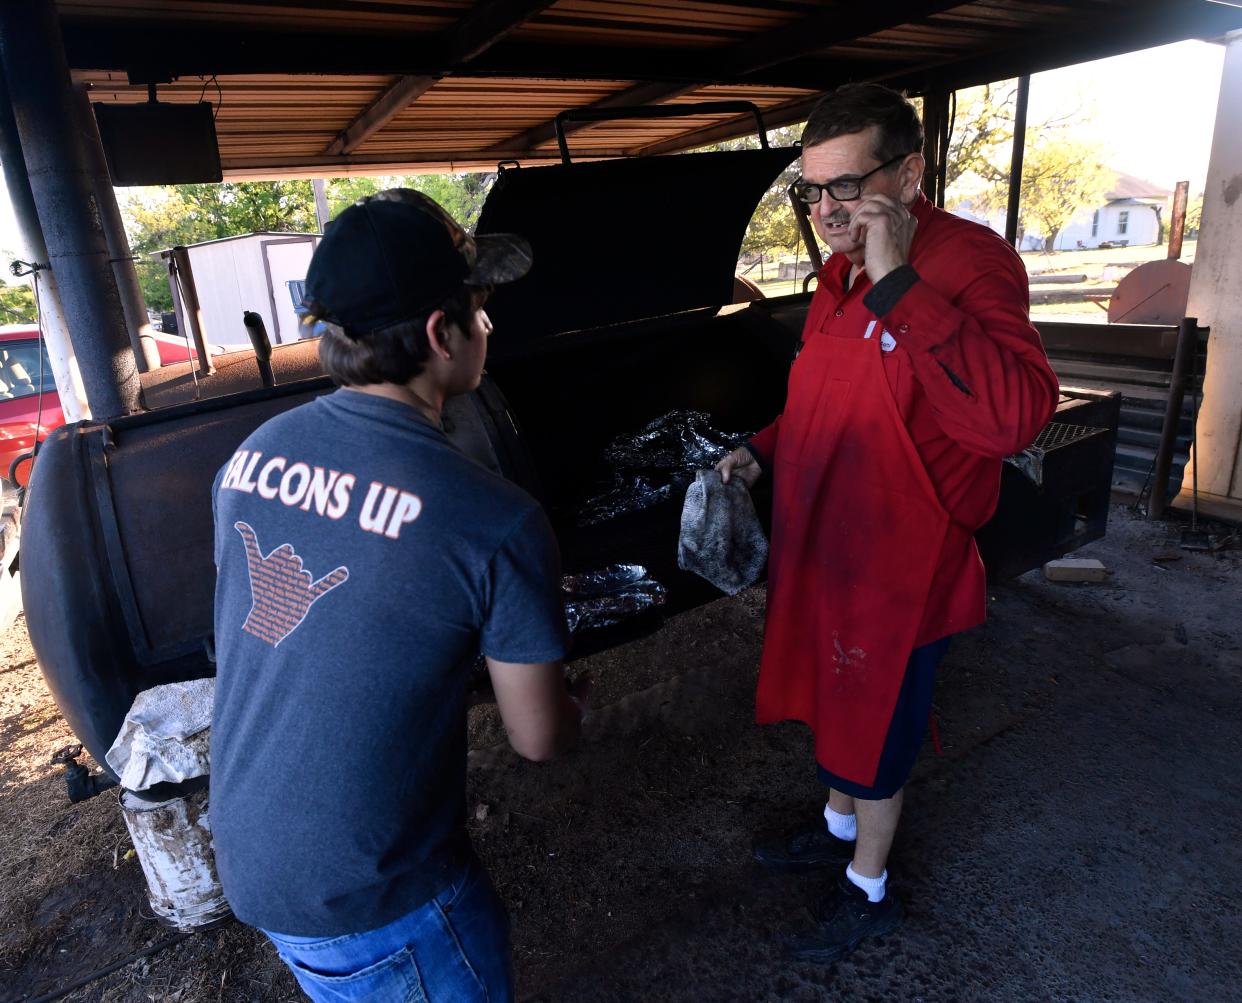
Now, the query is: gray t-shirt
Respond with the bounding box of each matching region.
[210,388,568,936]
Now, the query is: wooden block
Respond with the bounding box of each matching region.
[1043,558,1109,583]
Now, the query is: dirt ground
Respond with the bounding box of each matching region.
[3,504,1241,1003]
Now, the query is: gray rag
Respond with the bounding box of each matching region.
[677,469,768,595]
[105,678,214,791]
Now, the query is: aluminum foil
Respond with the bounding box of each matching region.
[562,563,667,633]
[576,411,750,526]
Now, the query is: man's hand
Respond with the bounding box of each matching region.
[847,193,918,285]
[716,447,762,488]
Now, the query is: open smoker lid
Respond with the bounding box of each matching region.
[475,147,799,353]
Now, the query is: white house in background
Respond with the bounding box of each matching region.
[948,203,1043,250]
[950,172,1171,252]
[1052,173,1171,250]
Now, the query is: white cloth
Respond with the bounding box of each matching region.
[105,678,214,791]
[677,468,768,596]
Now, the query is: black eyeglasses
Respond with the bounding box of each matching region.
[790,153,911,205]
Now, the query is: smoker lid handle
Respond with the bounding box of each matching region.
[553,101,769,165]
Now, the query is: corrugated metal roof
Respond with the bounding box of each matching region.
[58,0,1242,179]
[1107,172,1173,202]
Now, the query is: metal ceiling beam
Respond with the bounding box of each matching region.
[60,0,1242,88]
[485,1,963,156]
[714,0,967,78]
[326,76,439,156]
[324,0,556,156]
[58,0,1242,171]
[633,94,825,158]
[636,0,1242,158]
[57,25,743,83]
[218,148,630,180]
[58,2,964,88]
[885,0,1242,93]
[481,80,700,156]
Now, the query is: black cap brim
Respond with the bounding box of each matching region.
[467,233,532,287]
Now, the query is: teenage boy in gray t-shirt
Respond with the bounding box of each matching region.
[211,189,587,1003]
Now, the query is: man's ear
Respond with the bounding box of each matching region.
[901,152,926,204]
[424,309,453,362]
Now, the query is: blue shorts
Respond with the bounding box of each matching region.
[817,636,952,801]
[263,856,512,1002]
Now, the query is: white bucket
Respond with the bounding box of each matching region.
[119,786,232,930]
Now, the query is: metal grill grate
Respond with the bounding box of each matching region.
[1030,422,1103,451]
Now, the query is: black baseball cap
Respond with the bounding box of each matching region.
[304,188,531,338]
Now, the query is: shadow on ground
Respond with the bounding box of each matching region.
[2,506,1239,1002]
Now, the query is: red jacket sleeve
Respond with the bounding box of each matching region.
[879,231,1059,458]
[747,416,780,468]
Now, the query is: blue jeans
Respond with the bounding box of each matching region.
[263,859,512,1002]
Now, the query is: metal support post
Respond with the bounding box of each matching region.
[1005,75,1030,249]
[920,89,950,207]
[788,190,824,274]
[0,59,90,421]
[1168,180,1189,260]
[73,84,162,373]
[168,247,214,377]
[312,178,330,232]
[0,0,141,418]
[1149,316,1199,519]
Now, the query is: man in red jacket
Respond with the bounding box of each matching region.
[718,83,1059,963]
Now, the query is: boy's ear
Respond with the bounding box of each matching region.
[425,309,453,361]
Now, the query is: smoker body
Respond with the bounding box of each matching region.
[21,146,1119,784]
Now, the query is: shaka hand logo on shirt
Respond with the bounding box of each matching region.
[234,521,349,647]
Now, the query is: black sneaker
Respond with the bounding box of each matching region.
[785,872,903,964]
[752,820,855,873]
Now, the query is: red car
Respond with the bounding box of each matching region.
[0,324,217,487]
[0,325,64,488]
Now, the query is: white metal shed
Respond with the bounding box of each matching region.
[161,231,320,350]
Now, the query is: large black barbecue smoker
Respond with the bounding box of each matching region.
[24,99,1116,793]
[6,0,1238,935]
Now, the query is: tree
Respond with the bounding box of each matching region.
[1186,192,1204,236]
[326,173,495,229]
[945,78,1094,234]
[120,173,496,314]
[945,81,1019,191]
[703,126,805,263]
[0,281,36,324]
[1011,139,1114,251]
[121,181,318,312]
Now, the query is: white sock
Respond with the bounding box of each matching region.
[846,863,887,903]
[823,804,857,841]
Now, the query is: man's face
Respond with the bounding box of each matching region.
[801,126,912,262]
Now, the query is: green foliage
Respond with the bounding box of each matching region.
[945,82,1018,190]
[1013,140,1114,251]
[0,282,36,324]
[701,126,805,259]
[120,180,318,312]
[1186,193,1204,233]
[326,173,494,229]
[120,174,494,314]
[946,81,1109,249]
